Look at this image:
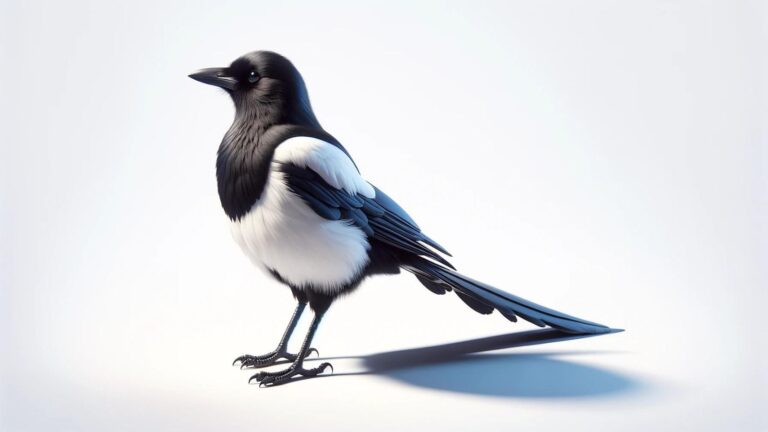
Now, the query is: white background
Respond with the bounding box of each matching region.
[1,1,766,431]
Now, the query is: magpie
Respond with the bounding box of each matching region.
[189,51,613,386]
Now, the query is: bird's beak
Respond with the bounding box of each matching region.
[188,67,237,90]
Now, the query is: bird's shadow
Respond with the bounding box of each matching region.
[312,329,641,398]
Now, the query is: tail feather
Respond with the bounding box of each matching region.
[414,274,449,295]
[402,257,611,335]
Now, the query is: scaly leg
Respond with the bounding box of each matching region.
[249,310,333,386]
[233,301,318,369]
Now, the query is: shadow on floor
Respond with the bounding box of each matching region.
[322,329,640,398]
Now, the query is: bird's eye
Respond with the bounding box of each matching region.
[248,70,260,84]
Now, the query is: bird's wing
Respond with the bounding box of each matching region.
[273,137,612,334]
[273,137,453,268]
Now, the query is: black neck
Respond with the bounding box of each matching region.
[215,117,345,221]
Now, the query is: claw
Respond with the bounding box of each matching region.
[250,361,334,387]
[305,348,320,359]
[248,369,276,383]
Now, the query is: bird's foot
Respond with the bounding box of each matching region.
[249,362,333,387]
[233,347,319,369]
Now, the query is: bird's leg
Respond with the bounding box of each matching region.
[233,301,318,369]
[249,310,333,386]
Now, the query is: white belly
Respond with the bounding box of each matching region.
[230,164,371,293]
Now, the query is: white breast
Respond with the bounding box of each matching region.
[229,137,373,294]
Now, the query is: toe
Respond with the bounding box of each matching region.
[259,375,276,386]
[233,355,251,366]
[249,371,270,383]
[306,362,333,377]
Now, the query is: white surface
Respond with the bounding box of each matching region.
[1,1,766,431]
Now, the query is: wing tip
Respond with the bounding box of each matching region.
[420,233,452,257]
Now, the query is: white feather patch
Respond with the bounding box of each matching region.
[273,137,375,198]
[230,138,373,293]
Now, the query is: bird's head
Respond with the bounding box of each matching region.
[189,51,319,128]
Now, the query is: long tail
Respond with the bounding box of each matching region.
[401,256,612,335]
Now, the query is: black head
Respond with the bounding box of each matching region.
[189,51,320,128]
